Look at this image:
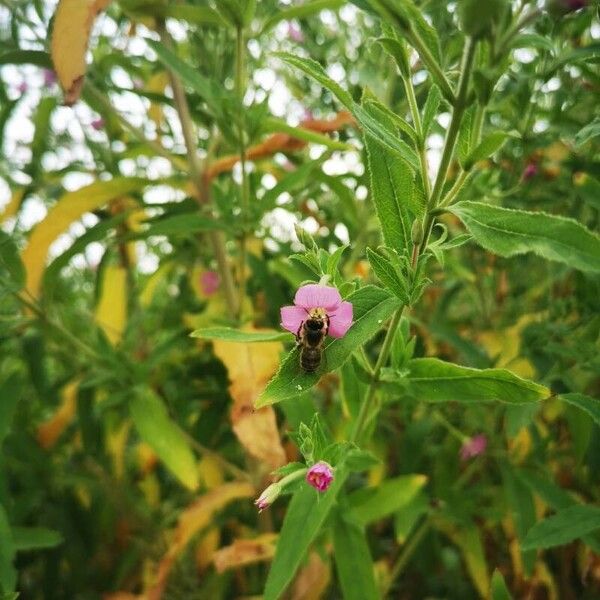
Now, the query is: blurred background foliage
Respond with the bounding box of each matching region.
[0,0,599,598]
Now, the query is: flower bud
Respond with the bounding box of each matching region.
[254,482,282,512]
[460,434,488,461]
[306,461,334,492]
[411,219,424,246]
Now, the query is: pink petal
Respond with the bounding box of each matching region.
[294,284,341,311]
[280,305,307,335]
[328,301,353,338]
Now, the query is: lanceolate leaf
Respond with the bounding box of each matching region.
[130,388,199,491]
[404,358,549,404]
[191,327,292,343]
[256,286,402,408]
[560,393,600,427]
[366,248,409,303]
[449,201,600,273]
[522,505,600,550]
[462,132,510,170]
[263,468,348,600]
[332,514,379,600]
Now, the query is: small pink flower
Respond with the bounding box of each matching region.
[460,434,488,461]
[522,163,538,181]
[200,270,220,296]
[254,482,281,512]
[43,69,56,87]
[306,461,334,492]
[281,284,353,338]
[287,22,304,43]
[91,118,105,131]
[17,82,27,94]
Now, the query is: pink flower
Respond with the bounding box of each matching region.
[460,434,488,461]
[280,284,353,339]
[306,461,334,492]
[43,69,56,87]
[522,163,538,181]
[91,118,105,131]
[200,270,220,296]
[287,22,304,43]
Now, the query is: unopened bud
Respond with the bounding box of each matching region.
[411,220,424,246]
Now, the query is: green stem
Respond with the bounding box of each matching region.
[403,72,431,198]
[420,36,477,252]
[384,519,431,595]
[236,25,250,322]
[351,307,404,444]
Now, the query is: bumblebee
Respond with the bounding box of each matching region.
[296,308,329,373]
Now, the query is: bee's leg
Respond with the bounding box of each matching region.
[295,321,304,346]
[325,314,330,336]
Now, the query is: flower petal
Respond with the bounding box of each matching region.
[294,284,341,311]
[328,301,353,338]
[280,305,307,335]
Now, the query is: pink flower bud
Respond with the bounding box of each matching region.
[200,270,220,296]
[460,434,488,461]
[287,23,304,43]
[91,118,105,131]
[306,461,334,492]
[254,482,281,512]
[522,163,538,181]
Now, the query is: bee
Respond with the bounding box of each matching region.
[296,308,330,373]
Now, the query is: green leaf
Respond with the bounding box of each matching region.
[0,505,16,594]
[376,36,410,79]
[190,327,292,343]
[130,388,199,491]
[0,231,25,290]
[560,393,600,427]
[275,52,419,169]
[0,50,51,68]
[462,132,510,170]
[256,286,402,408]
[510,33,555,54]
[133,213,225,238]
[0,373,21,447]
[491,569,513,600]
[449,201,600,273]
[422,84,442,138]
[263,468,348,600]
[366,248,409,303]
[261,0,345,34]
[332,514,380,600]
[363,98,417,144]
[405,358,549,404]
[12,527,63,551]
[349,474,427,525]
[575,117,600,147]
[522,505,600,551]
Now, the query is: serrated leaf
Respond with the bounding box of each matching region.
[422,84,442,137]
[130,388,199,491]
[256,286,402,408]
[462,132,510,170]
[449,201,600,273]
[405,358,549,404]
[366,248,409,303]
[522,505,600,550]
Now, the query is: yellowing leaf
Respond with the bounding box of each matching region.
[36,380,78,449]
[196,527,221,571]
[290,551,331,600]
[146,71,170,133]
[148,482,254,598]
[21,177,145,299]
[212,533,278,573]
[95,265,127,345]
[140,263,172,307]
[198,455,224,489]
[50,0,112,104]
[0,188,25,224]
[213,332,286,469]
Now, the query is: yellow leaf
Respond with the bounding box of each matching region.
[95,265,127,345]
[147,482,254,598]
[36,380,78,449]
[0,188,25,224]
[140,263,172,307]
[198,455,224,489]
[106,419,130,480]
[146,71,170,133]
[290,551,331,600]
[212,533,278,573]
[213,331,286,469]
[21,177,145,299]
[50,0,112,104]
